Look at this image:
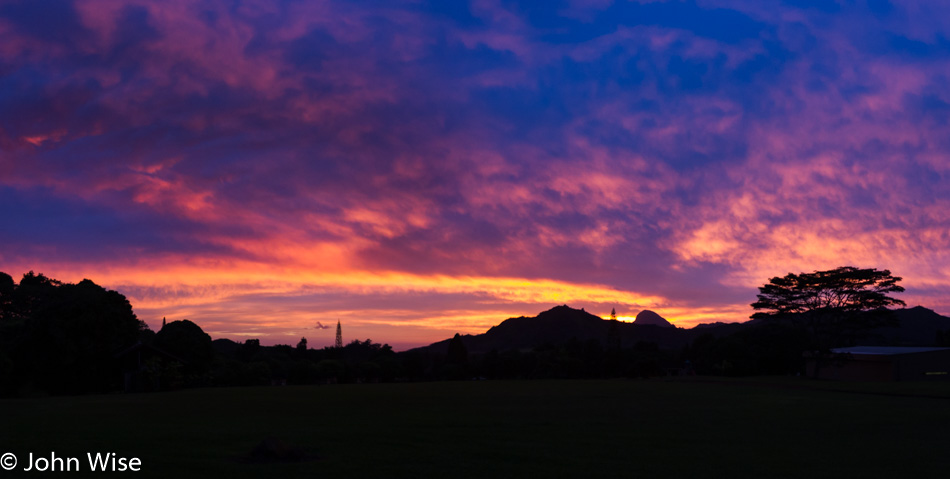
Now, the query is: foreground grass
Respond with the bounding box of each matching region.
[3,378,950,478]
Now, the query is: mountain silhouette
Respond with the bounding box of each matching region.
[413,305,698,354]
[634,310,673,327]
[872,306,950,345]
[413,305,950,355]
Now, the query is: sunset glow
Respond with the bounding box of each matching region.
[3,0,949,349]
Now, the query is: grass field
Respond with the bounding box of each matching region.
[3,377,950,478]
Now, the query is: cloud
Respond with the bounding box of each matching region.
[3,0,950,347]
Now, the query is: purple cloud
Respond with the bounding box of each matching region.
[2,0,950,347]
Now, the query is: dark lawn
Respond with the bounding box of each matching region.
[3,378,950,478]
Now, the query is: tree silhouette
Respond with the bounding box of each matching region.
[447,333,468,365]
[751,266,905,318]
[153,319,214,384]
[442,333,469,380]
[335,320,343,349]
[751,266,905,375]
[0,272,14,319]
[0,272,146,394]
[606,309,621,351]
[296,337,308,351]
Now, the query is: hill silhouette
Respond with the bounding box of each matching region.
[413,305,710,354]
[634,310,673,327]
[413,304,950,355]
[873,306,950,346]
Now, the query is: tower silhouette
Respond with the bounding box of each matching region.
[335,320,343,349]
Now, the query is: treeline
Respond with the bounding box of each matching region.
[167,324,810,388]
[194,335,677,386]
[683,323,809,376]
[0,271,813,397]
[0,271,408,395]
[206,321,814,384]
[209,338,400,387]
[208,325,809,387]
[409,324,810,380]
[0,271,151,396]
[183,336,673,387]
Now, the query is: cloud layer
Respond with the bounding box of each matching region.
[2,0,949,348]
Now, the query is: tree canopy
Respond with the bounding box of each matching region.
[750,266,906,361]
[0,271,149,395]
[751,266,905,319]
[154,319,214,369]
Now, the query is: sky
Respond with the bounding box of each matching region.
[2,0,950,350]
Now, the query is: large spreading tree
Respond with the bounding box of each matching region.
[0,272,150,395]
[750,266,906,352]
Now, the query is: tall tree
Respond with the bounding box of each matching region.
[606,308,621,351]
[335,320,343,349]
[0,272,147,395]
[447,333,468,365]
[0,272,14,321]
[751,266,905,374]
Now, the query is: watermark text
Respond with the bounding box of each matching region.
[1,452,141,473]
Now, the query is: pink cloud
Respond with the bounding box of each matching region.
[5,0,950,346]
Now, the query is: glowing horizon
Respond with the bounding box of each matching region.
[0,261,739,349]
